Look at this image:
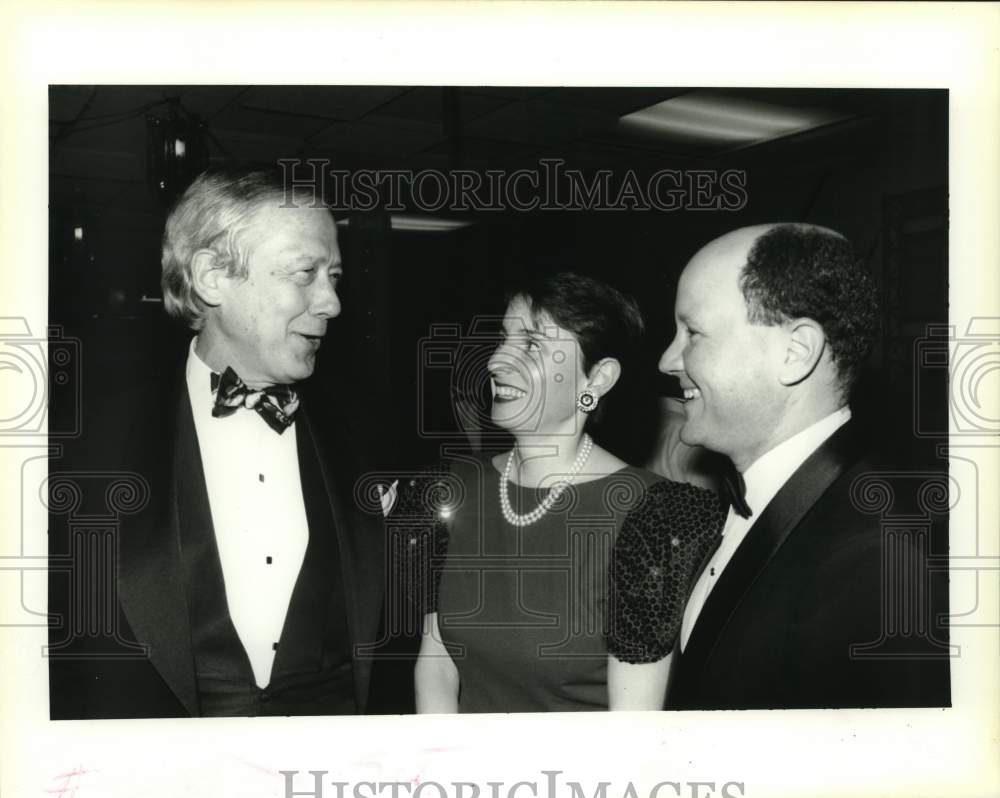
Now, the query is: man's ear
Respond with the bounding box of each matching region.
[586,357,623,398]
[190,249,227,308]
[779,318,826,386]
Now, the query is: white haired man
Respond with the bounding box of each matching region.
[49,168,388,718]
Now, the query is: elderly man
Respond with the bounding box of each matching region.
[49,168,387,717]
[659,223,950,709]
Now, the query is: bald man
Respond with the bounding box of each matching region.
[658,223,950,709]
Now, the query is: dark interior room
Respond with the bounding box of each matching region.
[48,86,948,472]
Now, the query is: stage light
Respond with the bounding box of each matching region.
[147,104,208,201]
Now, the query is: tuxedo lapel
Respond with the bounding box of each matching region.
[680,422,864,673]
[295,400,385,711]
[115,369,199,716]
[269,410,345,678]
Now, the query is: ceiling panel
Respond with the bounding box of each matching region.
[309,120,444,159]
[464,100,611,146]
[49,86,97,123]
[75,86,175,120]
[159,85,249,120]
[462,87,551,102]
[209,127,310,163]
[211,103,333,141]
[238,86,407,121]
[540,87,688,117]
[416,136,540,168]
[366,87,511,128]
[52,114,148,155]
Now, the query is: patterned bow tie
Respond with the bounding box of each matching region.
[722,463,753,519]
[211,367,300,434]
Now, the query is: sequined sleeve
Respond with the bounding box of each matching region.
[388,466,453,616]
[607,480,726,663]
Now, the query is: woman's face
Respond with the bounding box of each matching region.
[487,297,588,436]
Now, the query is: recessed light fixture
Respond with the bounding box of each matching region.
[335,215,472,232]
[620,92,846,147]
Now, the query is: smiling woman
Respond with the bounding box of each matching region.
[398,272,726,713]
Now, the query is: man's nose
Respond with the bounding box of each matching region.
[658,335,683,375]
[311,278,341,319]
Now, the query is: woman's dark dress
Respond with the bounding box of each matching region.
[394,453,724,713]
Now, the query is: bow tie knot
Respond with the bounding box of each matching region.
[211,367,300,434]
[722,464,753,520]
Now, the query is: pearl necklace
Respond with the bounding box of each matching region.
[499,434,594,527]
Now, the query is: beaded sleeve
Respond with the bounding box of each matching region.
[388,466,453,616]
[607,480,726,663]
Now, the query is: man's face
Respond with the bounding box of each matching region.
[658,229,788,471]
[213,203,342,386]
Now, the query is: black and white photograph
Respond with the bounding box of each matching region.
[45,83,953,719]
[2,3,998,798]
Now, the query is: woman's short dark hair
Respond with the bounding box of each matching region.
[506,271,646,374]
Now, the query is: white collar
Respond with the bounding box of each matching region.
[185,336,215,412]
[741,406,852,518]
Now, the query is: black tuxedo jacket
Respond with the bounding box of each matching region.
[48,361,388,718]
[667,422,950,710]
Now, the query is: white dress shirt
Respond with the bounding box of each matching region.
[679,406,852,651]
[186,339,310,687]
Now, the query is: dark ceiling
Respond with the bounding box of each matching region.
[49,85,890,215]
[46,85,948,469]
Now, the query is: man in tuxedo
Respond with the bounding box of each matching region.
[659,223,950,709]
[49,168,390,718]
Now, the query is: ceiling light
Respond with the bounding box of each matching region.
[620,93,845,145]
[335,215,472,232]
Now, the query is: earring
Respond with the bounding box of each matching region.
[577,389,598,413]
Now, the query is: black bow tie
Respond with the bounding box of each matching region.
[210,367,299,434]
[722,464,753,519]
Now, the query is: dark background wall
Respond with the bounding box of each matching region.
[49,87,948,472]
